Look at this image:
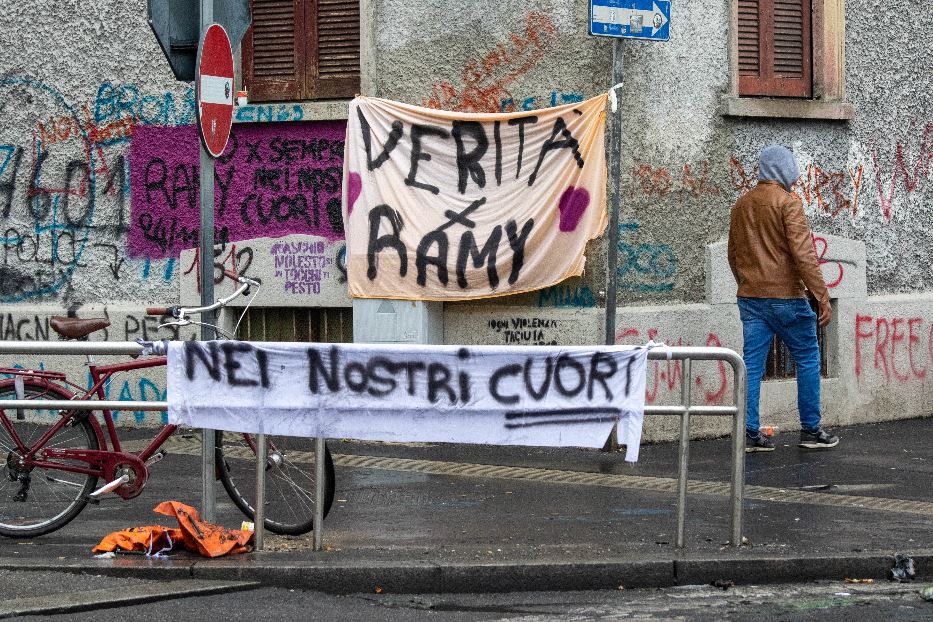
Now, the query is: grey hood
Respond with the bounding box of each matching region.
[757,145,800,192]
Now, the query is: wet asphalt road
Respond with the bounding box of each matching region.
[6,572,932,621]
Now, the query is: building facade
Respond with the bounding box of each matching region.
[0,0,930,438]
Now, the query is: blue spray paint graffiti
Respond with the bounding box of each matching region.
[500,91,584,112]
[617,222,677,293]
[2,362,167,424]
[93,82,195,145]
[537,284,596,307]
[234,103,304,123]
[1,77,193,303]
[0,76,97,303]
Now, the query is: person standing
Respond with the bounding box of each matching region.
[728,145,840,452]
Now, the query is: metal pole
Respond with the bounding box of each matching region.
[199,0,217,523]
[254,433,266,550]
[730,358,747,547]
[601,39,625,453]
[675,358,692,548]
[604,38,624,346]
[313,437,325,551]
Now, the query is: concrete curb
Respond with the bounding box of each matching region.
[2,551,930,593]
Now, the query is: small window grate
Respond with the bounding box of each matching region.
[236,307,353,343]
[764,299,829,379]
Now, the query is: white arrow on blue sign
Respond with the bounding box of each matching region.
[590,0,671,41]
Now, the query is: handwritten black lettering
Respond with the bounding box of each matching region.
[367,204,407,280]
[427,362,456,403]
[528,116,584,186]
[553,354,585,397]
[406,124,448,195]
[185,341,220,381]
[489,363,521,405]
[523,356,553,401]
[587,351,616,400]
[307,345,340,393]
[452,120,487,194]
[358,107,402,171]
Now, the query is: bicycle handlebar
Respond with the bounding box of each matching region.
[154,274,260,320]
[224,269,260,287]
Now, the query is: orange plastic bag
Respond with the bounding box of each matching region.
[154,501,253,557]
[92,501,253,558]
[92,525,182,555]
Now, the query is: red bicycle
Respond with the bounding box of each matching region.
[0,273,335,538]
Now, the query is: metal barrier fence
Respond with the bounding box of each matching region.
[0,341,746,551]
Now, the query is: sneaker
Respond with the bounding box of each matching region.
[746,434,775,453]
[798,428,839,449]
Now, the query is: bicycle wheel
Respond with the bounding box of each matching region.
[215,432,335,535]
[0,379,100,538]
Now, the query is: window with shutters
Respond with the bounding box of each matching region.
[242,0,361,103]
[725,0,853,119]
[738,0,812,97]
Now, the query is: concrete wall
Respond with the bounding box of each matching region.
[1,0,930,433]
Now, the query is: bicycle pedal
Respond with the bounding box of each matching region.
[89,474,130,499]
[145,450,167,467]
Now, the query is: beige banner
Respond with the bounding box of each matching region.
[342,94,608,300]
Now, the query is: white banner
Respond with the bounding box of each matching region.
[167,342,649,461]
[342,95,609,301]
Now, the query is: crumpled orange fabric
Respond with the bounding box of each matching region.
[92,524,182,555]
[154,501,253,557]
[92,501,253,558]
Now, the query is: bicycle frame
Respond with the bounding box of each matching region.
[1,355,177,480]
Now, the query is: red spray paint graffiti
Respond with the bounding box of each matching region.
[855,314,931,383]
[616,328,729,404]
[631,161,721,202]
[870,121,933,221]
[811,235,844,289]
[183,243,254,294]
[796,163,864,217]
[422,12,557,113]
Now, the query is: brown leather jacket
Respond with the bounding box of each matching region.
[727,181,829,304]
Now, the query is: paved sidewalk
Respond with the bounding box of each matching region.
[2,417,931,593]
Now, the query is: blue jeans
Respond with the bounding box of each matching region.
[737,297,822,436]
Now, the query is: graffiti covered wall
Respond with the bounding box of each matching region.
[1,0,930,432]
[0,2,350,421]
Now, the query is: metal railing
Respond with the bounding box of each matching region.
[643,345,747,548]
[0,341,747,550]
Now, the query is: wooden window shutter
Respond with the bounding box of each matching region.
[243,0,305,102]
[738,0,812,98]
[305,0,361,99]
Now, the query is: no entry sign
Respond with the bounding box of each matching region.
[196,24,234,157]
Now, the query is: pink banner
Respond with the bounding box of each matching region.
[128,121,346,258]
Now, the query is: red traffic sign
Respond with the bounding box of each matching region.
[196,24,234,158]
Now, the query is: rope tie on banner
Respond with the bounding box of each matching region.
[608,82,624,112]
[645,340,672,360]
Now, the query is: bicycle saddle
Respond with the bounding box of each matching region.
[50,316,111,340]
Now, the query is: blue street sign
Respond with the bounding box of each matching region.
[590,0,671,41]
